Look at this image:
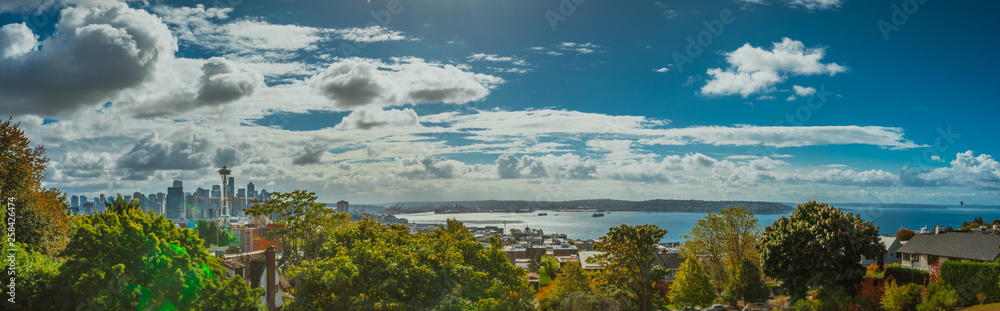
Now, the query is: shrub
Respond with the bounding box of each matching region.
[885,266,929,285]
[793,298,821,311]
[939,261,1000,306]
[881,280,921,311]
[896,229,916,241]
[856,277,885,311]
[866,264,880,277]
[916,281,958,311]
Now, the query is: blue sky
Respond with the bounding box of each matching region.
[1,0,998,204]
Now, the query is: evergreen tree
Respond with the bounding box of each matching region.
[725,257,770,305]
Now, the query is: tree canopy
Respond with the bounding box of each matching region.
[0,118,70,256]
[591,224,669,311]
[243,190,348,267]
[285,218,534,310]
[760,201,883,299]
[682,206,763,293]
[668,255,717,309]
[41,195,262,310]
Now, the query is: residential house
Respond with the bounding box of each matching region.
[896,232,1000,270]
[861,236,903,266]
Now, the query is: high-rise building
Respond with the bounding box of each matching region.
[337,200,349,213]
[247,182,255,200]
[80,196,88,204]
[133,191,144,207]
[71,195,79,208]
[194,187,210,219]
[167,180,184,220]
[227,177,235,198]
[124,195,132,203]
[185,193,195,220]
[155,192,166,214]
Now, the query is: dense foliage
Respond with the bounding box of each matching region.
[591,224,669,311]
[760,201,883,299]
[668,255,716,309]
[682,206,763,296]
[0,118,71,256]
[881,280,922,311]
[195,219,237,248]
[725,257,770,305]
[895,228,916,241]
[885,265,929,285]
[39,196,262,309]
[284,218,534,310]
[916,281,959,311]
[940,261,1000,306]
[244,190,349,268]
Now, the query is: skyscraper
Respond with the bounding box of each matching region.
[337,200,349,213]
[167,180,184,220]
[155,192,165,214]
[133,191,143,207]
[227,176,235,198]
[71,195,79,208]
[247,182,256,200]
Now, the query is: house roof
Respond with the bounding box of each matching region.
[896,232,1000,262]
[652,252,684,270]
[880,236,900,249]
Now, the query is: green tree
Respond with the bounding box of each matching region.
[0,242,60,310]
[916,281,958,311]
[539,261,595,310]
[244,190,349,267]
[195,219,236,247]
[43,195,262,310]
[760,201,883,299]
[881,279,921,311]
[591,224,669,311]
[285,218,534,310]
[725,257,770,305]
[682,206,763,293]
[0,118,71,256]
[668,255,717,309]
[541,255,561,280]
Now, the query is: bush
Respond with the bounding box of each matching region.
[881,280,921,311]
[916,281,958,311]
[856,278,885,311]
[793,298,821,311]
[885,266,929,285]
[940,261,1000,306]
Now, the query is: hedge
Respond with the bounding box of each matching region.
[885,266,929,285]
[940,261,1000,306]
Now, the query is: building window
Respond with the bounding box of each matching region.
[928,255,939,264]
[896,253,901,259]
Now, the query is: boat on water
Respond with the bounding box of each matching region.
[592,212,605,217]
[537,212,548,216]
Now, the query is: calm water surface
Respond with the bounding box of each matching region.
[402,206,1000,242]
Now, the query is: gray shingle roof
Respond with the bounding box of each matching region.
[896,232,1000,262]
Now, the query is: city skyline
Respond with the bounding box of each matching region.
[1,0,999,204]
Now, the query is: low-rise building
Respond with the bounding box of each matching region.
[861,236,903,266]
[896,232,1000,270]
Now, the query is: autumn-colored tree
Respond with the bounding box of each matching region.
[760,201,883,300]
[668,255,717,309]
[539,261,598,310]
[682,206,763,293]
[0,118,71,256]
[896,228,916,242]
[591,224,669,311]
[43,195,262,310]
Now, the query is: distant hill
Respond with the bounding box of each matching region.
[380,199,794,215]
[832,203,1000,210]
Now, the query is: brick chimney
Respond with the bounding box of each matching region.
[265,246,276,311]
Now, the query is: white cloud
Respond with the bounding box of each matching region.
[0,23,37,59]
[0,3,178,116]
[702,38,845,97]
[117,130,213,179]
[655,67,670,73]
[335,107,419,130]
[310,57,499,109]
[793,85,816,97]
[531,42,604,56]
[292,143,328,165]
[468,53,527,66]
[787,0,843,10]
[333,25,413,43]
[931,155,944,162]
[900,151,1000,190]
[635,125,927,149]
[128,57,264,117]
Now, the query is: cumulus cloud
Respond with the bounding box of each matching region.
[495,153,597,180]
[607,153,724,183]
[0,23,37,59]
[336,107,419,130]
[130,57,263,117]
[311,57,499,109]
[0,3,178,116]
[899,151,1000,190]
[793,85,816,97]
[0,0,58,12]
[117,130,212,179]
[702,38,845,97]
[292,143,328,165]
[396,155,472,179]
[496,154,548,179]
[54,151,115,179]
